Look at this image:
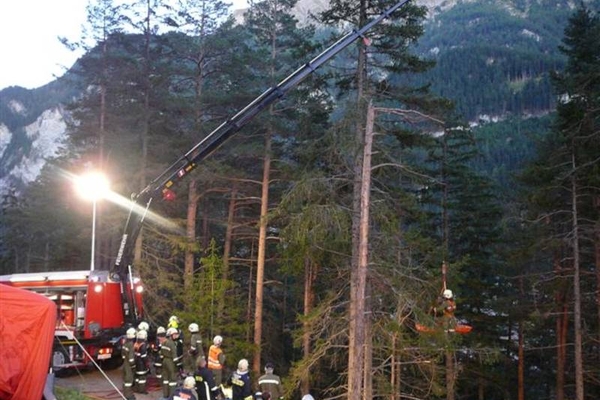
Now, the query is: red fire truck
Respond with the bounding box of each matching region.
[0,269,144,373]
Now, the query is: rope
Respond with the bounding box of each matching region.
[58,322,127,400]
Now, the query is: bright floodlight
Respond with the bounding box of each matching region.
[75,171,110,201]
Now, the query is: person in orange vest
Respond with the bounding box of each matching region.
[207,335,225,387]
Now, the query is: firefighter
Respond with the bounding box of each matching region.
[154,326,166,383]
[122,327,137,400]
[228,359,252,400]
[258,363,282,400]
[168,315,180,330]
[194,356,220,400]
[171,376,198,400]
[434,289,457,330]
[171,326,185,376]
[134,329,150,394]
[208,335,225,386]
[159,327,179,399]
[188,323,204,368]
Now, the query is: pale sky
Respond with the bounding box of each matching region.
[0,0,248,91]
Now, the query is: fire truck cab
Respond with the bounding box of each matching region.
[0,269,144,373]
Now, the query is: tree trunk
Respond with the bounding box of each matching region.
[134,0,152,268]
[253,131,272,375]
[390,334,399,400]
[555,249,567,400]
[445,349,454,400]
[301,257,316,395]
[518,276,525,400]
[219,186,237,318]
[348,0,369,398]
[571,152,584,400]
[349,100,373,400]
[363,284,372,400]
[184,180,198,293]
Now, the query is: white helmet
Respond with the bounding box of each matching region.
[189,323,199,333]
[126,328,136,339]
[137,330,148,340]
[138,321,149,331]
[157,326,166,335]
[302,395,315,400]
[183,376,196,389]
[166,327,179,337]
[238,358,249,372]
[443,289,453,299]
[169,315,179,323]
[213,335,223,345]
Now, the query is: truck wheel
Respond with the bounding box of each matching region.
[52,348,70,377]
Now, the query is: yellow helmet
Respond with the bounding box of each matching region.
[168,315,179,328]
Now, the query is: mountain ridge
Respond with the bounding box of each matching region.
[0,0,595,196]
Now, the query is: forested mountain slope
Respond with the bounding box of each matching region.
[1,0,595,193]
[413,0,599,120]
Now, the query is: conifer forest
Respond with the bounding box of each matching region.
[1,0,599,399]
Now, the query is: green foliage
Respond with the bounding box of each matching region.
[55,386,93,400]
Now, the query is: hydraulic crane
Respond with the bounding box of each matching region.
[111,0,414,325]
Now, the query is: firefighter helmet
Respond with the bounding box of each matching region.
[166,327,179,337]
[443,289,453,299]
[189,323,199,333]
[168,315,179,328]
[126,328,136,339]
[213,335,223,345]
[137,329,148,340]
[138,321,149,331]
[238,358,249,372]
[157,326,166,336]
[183,376,196,389]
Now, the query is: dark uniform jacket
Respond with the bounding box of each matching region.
[194,366,219,400]
[228,369,252,400]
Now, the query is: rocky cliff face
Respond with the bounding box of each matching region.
[0,102,69,194]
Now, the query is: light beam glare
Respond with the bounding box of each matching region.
[103,190,182,233]
[63,169,182,234]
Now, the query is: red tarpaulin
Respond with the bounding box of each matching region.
[0,284,56,400]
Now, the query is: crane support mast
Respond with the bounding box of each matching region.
[112,0,413,324]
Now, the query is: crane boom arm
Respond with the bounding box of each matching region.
[112,0,413,324]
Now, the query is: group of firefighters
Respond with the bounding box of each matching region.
[120,315,286,400]
[120,289,459,400]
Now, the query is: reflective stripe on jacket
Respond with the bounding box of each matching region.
[208,345,223,370]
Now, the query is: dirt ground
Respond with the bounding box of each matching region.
[54,367,163,400]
